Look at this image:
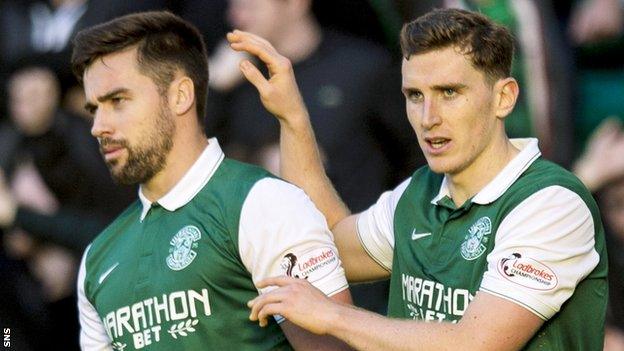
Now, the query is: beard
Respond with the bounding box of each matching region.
[99,102,175,185]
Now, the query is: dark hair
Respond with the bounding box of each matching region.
[71,11,209,126]
[400,8,514,82]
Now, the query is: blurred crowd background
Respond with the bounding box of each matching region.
[0,0,623,350]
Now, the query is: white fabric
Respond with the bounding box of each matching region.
[77,245,113,350]
[480,186,599,320]
[239,178,349,299]
[138,138,223,221]
[356,178,411,271]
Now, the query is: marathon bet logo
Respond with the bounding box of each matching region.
[166,225,201,271]
[460,216,491,260]
[103,289,211,349]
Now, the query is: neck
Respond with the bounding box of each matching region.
[141,127,208,202]
[447,137,519,207]
[272,15,321,63]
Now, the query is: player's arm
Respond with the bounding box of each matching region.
[249,186,601,349]
[77,246,113,350]
[250,280,542,351]
[331,215,389,282]
[227,30,348,229]
[280,290,353,350]
[228,30,392,282]
[239,178,357,350]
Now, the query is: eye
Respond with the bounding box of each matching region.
[85,105,97,115]
[443,88,456,98]
[407,90,423,102]
[111,97,125,105]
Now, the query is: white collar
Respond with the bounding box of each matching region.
[430,138,541,206]
[138,137,224,221]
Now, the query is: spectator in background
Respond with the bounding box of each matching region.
[0,0,168,123]
[208,0,422,314]
[0,66,135,252]
[567,0,624,153]
[209,0,419,213]
[0,66,134,350]
[573,117,624,351]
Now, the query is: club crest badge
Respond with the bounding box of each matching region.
[166,225,201,271]
[460,217,491,260]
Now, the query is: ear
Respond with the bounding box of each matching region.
[493,77,519,120]
[169,76,195,116]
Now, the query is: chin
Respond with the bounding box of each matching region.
[427,159,460,176]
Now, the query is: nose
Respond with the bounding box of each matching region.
[90,110,113,138]
[421,98,441,130]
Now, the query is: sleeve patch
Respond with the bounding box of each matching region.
[497,253,558,291]
[280,246,339,282]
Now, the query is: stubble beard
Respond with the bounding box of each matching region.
[102,102,175,185]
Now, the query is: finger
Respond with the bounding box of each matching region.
[247,296,258,308]
[228,30,277,57]
[239,60,271,92]
[230,29,275,49]
[227,31,290,74]
[229,40,282,71]
[248,288,289,321]
[256,303,285,327]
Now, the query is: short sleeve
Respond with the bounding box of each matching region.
[355,178,411,271]
[480,186,599,320]
[239,178,348,299]
[77,245,113,350]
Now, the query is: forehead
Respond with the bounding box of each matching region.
[83,47,151,97]
[401,46,485,88]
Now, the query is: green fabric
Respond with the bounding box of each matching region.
[388,158,607,350]
[84,159,291,350]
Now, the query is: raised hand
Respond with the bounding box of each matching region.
[574,117,624,191]
[227,30,309,125]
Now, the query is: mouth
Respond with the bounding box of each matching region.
[100,145,125,162]
[424,137,451,154]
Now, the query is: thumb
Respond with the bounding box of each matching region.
[239,60,270,94]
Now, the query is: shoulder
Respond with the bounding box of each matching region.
[206,158,275,192]
[510,159,597,211]
[243,177,314,215]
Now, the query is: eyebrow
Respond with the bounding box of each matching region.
[401,87,420,95]
[431,83,467,91]
[401,83,467,94]
[84,88,130,113]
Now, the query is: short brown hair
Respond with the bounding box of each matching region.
[400,8,514,82]
[71,11,209,126]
